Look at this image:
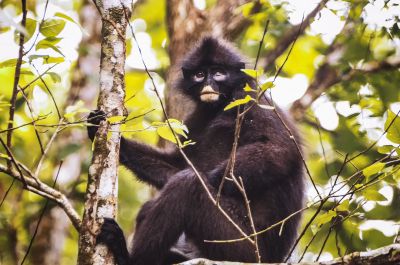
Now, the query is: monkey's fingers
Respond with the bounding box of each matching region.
[87,110,106,141]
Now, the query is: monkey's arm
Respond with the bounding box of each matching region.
[87,110,183,189]
[119,138,183,189]
[209,141,300,197]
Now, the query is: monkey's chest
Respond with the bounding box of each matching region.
[185,124,234,172]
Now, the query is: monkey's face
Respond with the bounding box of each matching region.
[181,65,246,106]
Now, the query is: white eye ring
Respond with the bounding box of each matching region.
[193,71,205,82]
[213,71,227,81]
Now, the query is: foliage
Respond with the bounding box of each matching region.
[0,0,399,264]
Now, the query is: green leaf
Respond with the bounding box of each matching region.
[46,72,61,83]
[40,18,66,37]
[224,95,254,111]
[14,18,36,44]
[362,189,387,201]
[384,110,400,144]
[44,57,64,64]
[0,26,10,33]
[243,83,255,92]
[336,199,350,212]
[236,2,254,17]
[36,42,65,56]
[107,115,125,123]
[153,119,188,144]
[314,210,337,227]
[0,153,10,159]
[241,69,262,78]
[362,162,385,178]
[260,81,275,91]
[29,54,48,62]
[37,36,62,46]
[0,58,26,68]
[54,12,78,25]
[377,145,394,154]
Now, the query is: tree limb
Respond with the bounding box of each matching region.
[180,243,400,265]
[0,163,81,230]
[262,0,329,69]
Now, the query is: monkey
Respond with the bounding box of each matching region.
[88,36,305,265]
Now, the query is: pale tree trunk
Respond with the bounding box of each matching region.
[77,0,131,264]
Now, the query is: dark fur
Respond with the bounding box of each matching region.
[89,37,305,265]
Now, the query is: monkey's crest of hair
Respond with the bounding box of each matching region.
[181,36,248,69]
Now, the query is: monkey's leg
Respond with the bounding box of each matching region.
[128,169,257,265]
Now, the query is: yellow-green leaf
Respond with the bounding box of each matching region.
[153,119,188,144]
[107,115,125,124]
[0,58,26,68]
[336,199,350,212]
[40,18,66,37]
[224,95,254,111]
[384,110,400,144]
[45,57,64,64]
[362,189,387,201]
[363,162,385,178]
[0,153,10,159]
[243,83,255,92]
[241,69,258,78]
[46,72,61,83]
[37,36,62,46]
[54,12,78,25]
[314,210,337,227]
[260,81,275,91]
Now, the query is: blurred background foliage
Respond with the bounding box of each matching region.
[0,0,399,264]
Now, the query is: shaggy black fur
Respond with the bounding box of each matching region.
[88,37,305,265]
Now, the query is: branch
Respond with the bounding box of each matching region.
[262,0,329,69]
[180,243,400,265]
[0,163,81,230]
[210,0,261,40]
[7,0,27,168]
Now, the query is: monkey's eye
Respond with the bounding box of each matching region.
[193,71,205,82]
[213,70,227,81]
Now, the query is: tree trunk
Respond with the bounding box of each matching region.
[77,1,131,264]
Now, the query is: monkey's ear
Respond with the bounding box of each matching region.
[181,67,193,79]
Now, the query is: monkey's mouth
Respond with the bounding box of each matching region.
[200,85,220,102]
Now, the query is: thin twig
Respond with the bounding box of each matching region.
[7,0,27,169]
[20,161,63,265]
[32,64,62,119]
[34,119,64,178]
[17,86,45,153]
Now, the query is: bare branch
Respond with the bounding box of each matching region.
[0,163,81,230]
[262,0,329,69]
[7,0,27,169]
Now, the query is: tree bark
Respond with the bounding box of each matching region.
[77,0,131,264]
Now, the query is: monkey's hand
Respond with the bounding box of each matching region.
[87,110,106,142]
[97,218,129,265]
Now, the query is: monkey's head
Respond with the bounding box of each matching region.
[179,37,250,107]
